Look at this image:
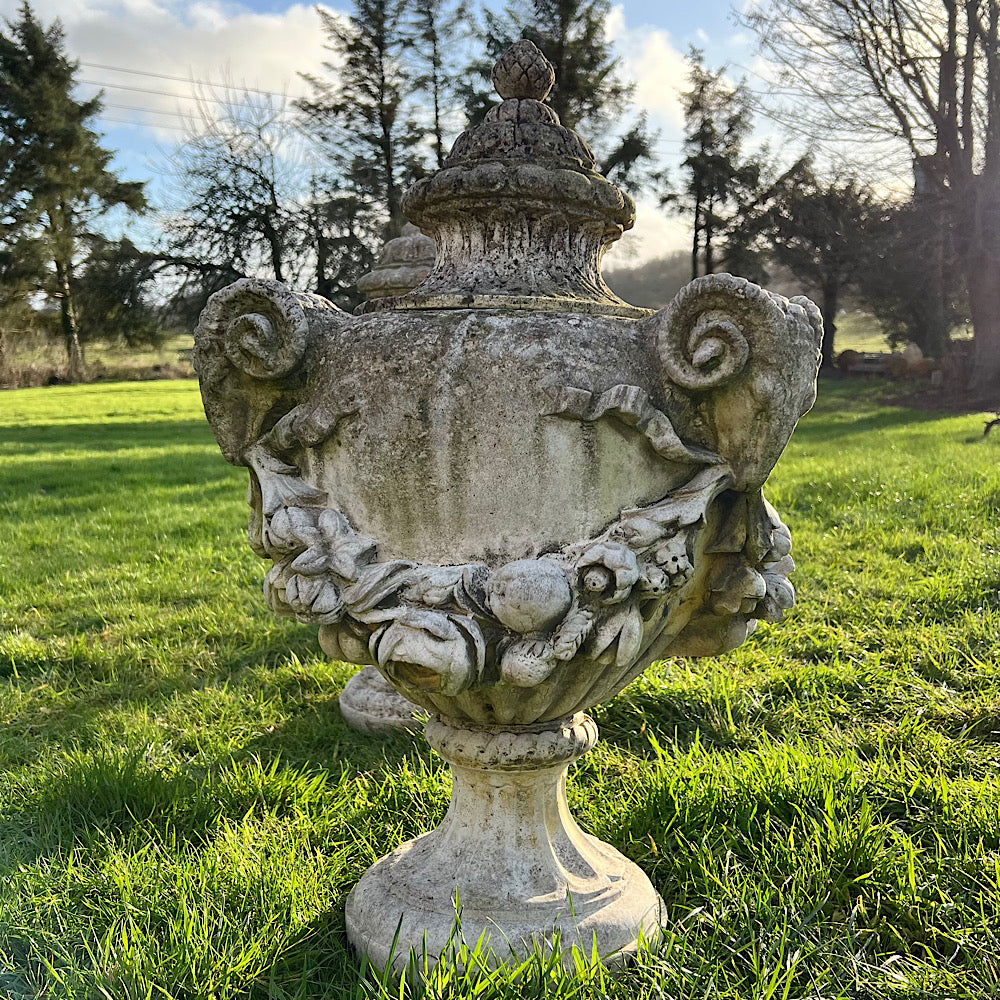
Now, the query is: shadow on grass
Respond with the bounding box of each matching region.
[0,450,239,502]
[593,655,972,759]
[0,419,216,453]
[792,405,945,444]
[0,656,432,869]
[247,908,360,1000]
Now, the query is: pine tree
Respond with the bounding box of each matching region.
[297,0,425,240]
[663,51,761,280]
[409,0,471,168]
[0,2,146,380]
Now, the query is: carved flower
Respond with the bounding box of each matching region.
[638,564,670,596]
[500,638,558,687]
[283,572,344,624]
[374,609,484,696]
[487,559,572,633]
[576,542,640,604]
[653,535,693,582]
[757,554,796,623]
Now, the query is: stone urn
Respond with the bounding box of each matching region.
[340,224,437,734]
[193,40,822,971]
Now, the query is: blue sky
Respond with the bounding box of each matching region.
[0,0,760,261]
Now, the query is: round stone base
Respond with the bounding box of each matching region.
[339,666,428,734]
[345,831,663,971]
[345,714,663,971]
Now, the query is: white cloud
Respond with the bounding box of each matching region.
[0,0,339,139]
[606,4,689,131]
[607,196,689,264]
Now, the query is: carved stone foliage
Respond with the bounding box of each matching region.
[194,270,818,727]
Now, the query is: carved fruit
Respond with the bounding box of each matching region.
[500,639,558,687]
[374,609,484,696]
[487,559,572,634]
[575,542,640,604]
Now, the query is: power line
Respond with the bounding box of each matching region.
[79,60,291,99]
[102,101,202,122]
[100,115,192,133]
[79,78,250,104]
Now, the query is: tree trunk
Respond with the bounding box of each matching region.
[964,248,1000,396]
[704,194,715,275]
[820,279,839,369]
[54,257,85,382]
[691,199,702,281]
[314,208,330,300]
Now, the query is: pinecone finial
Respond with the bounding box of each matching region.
[491,40,555,102]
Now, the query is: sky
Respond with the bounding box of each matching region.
[0,0,761,266]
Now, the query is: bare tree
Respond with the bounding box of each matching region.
[744,0,1000,395]
[163,83,308,289]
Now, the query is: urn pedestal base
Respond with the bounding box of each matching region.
[345,713,663,972]
[339,666,427,734]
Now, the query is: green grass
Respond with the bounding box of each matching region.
[832,311,973,356]
[830,312,889,354]
[0,379,998,998]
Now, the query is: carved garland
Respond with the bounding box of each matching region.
[248,432,792,699]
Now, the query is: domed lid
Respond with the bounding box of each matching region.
[359,40,646,318]
[356,223,436,301]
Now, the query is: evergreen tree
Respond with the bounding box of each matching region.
[305,175,380,312]
[297,1,425,240]
[855,199,962,360]
[74,236,160,348]
[663,51,761,280]
[0,2,146,380]
[409,0,471,169]
[744,164,876,367]
[466,0,655,185]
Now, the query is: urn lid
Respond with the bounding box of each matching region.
[360,40,646,318]
[356,223,436,301]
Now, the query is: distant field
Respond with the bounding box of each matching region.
[0,306,970,391]
[832,311,890,353]
[0,380,998,997]
[1,332,194,388]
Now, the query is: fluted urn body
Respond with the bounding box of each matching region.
[194,41,822,972]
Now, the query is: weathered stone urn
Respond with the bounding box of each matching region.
[194,41,822,971]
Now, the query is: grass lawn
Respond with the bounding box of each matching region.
[0,378,998,998]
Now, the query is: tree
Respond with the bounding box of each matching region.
[0,233,42,367]
[74,236,161,348]
[164,86,306,290]
[854,199,963,359]
[663,51,762,280]
[409,0,471,169]
[466,0,655,185]
[744,0,1000,394]
[305,177,380,311]
[745,164,877,367]
[297,1,425,239]
[0,2,146,380]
